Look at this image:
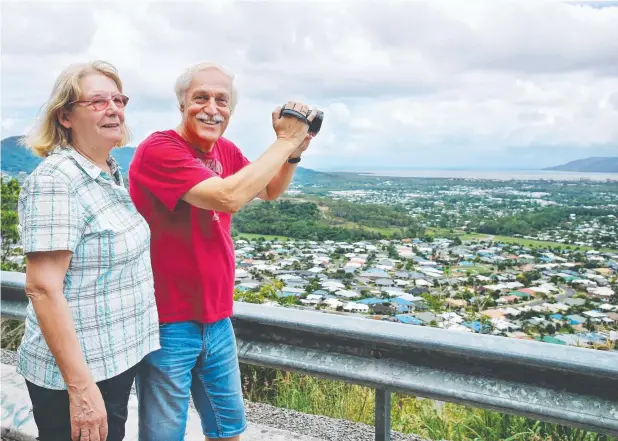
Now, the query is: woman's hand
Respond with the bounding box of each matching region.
[69,380,108,441]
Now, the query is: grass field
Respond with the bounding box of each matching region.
[488,235,617,252]
[319,220,405,237]
[454,264,493,275]
[426,228,485,240]
[235,233,291,241]
[426,228,616,252]
[346,224,403,236]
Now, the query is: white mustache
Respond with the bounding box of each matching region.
[197,114,224,123]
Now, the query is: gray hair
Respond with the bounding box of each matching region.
[174,62,238,113]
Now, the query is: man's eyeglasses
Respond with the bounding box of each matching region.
[68,94,129,111]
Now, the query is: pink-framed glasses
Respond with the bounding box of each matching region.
[68,94,129,111]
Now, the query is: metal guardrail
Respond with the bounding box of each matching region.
[2,270,618,440]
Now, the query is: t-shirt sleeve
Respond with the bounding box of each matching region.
[229,141,251,174]
[132,134,216,211]
[18,174,84,254]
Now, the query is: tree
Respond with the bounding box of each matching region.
[278,295,298,307]
[479,316,494,334]
[234,288,264,304]
[422,293,444,313]
[305,277,320,294]
[1,177,23,271]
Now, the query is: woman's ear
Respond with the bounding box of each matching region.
[58,108,72,129]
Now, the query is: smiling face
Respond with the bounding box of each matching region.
[59,73,126,150]
[179,67,233,151]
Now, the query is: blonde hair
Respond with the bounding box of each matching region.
[23,60,131,158]
[174,62,238,114]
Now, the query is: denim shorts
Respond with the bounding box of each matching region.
[135,318,246,440]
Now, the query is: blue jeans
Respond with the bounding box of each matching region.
[135,319,246,440]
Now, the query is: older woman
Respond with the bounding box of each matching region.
[17,60,159,441]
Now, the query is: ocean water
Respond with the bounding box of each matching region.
[352,169,618,182]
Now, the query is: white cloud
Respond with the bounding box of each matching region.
[1,118,17,131]
[2,0,618,169]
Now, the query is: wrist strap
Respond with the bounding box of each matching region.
[287,156,301,164]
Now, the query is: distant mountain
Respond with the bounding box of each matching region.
[1,136,326,182]
[1,135,137,174]
[543,157,618,173]
[1,136,43,175]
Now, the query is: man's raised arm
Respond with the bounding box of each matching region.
[182,102,317,213]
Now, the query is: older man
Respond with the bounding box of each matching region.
[128,62,318,441]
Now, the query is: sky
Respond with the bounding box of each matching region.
[2,0,618,171]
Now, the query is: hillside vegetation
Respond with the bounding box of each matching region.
[233,199,423,241]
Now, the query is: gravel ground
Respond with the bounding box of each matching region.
[244,401,429,441]
[1,349,18,366]
[1,349,431,441]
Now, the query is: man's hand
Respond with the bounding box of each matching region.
[69,381,108,441]
[272,101,318,147]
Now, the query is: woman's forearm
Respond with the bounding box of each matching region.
[28,288,93,392]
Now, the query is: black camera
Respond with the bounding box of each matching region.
[280,104,324,135]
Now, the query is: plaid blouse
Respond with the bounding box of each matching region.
[17,147,160,390]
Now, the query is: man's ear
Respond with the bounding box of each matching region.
[58,108,72,129]
[179,103,185,113]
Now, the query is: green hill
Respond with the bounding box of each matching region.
[543,157,618,173]
[1,136,42,174]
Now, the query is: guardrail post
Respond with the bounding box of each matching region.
[375,388,391,441]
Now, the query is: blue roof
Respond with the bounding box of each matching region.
[462,321,490,333]
[561,270,580,276]
[549,314,563,320]
[395,315,423,325]
[566,315,585,324]
[277,291,298,298]
[366,268,388,274]
[391,297,413,306]
[356,298,384,305]
[554,332,608,345]
[458,261,474,266]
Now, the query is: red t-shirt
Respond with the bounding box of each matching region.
[128,130,250,323]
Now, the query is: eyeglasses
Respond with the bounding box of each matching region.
[68,94,129,111]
